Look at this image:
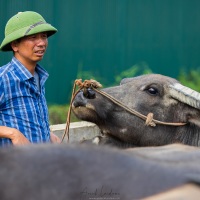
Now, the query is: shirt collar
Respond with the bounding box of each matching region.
[11,57,49,84]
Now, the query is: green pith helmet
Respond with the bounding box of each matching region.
[0,11,57,51]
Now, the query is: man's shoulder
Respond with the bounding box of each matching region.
[0,62,14,78]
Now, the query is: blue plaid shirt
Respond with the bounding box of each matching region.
[0,57,51,146]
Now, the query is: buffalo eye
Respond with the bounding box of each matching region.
[146,87,159,96]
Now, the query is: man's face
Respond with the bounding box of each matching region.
[11,32,48,65]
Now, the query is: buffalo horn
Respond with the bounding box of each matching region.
[168,83,200,109]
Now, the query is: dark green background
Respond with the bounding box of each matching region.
[0,0,200,104]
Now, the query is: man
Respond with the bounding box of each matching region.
[0,11,61,146]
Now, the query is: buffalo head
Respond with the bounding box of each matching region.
[72,74,200,148]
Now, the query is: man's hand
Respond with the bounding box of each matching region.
[0,126,31,145]
[50,132,61,144]
[10,130,31,145]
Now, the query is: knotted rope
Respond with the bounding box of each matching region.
[61,79,102,143]
[61,79,187,143]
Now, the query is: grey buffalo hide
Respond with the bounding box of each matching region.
[0,143,200,200]
[72,74,200,148]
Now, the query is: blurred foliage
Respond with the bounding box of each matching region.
[49,66,200,124]
[76,70,102,82]
[114,62,152,85]
[48,104,79,125]
[76,63,109,87]
[76,62,152,87]
[177,68,200,92]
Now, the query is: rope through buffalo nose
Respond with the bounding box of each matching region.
[61,79,187,143]
[91,87,187,126]
[61,79,102,143]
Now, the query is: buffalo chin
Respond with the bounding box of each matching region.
[72,106,99,123]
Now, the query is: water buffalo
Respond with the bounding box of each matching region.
[72,74,200,148]
[0,143,200,200]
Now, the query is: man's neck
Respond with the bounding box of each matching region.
[14,55,37,75]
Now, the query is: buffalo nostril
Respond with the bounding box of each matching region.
[83,88,96,99]
[73,91,88,107]
[88,88,96,99]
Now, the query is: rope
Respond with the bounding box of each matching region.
[61,82,80,143]
[61,79,187,143]
[92,88,187,126]
[61,79,102,143]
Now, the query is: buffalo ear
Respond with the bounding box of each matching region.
[120,78,134,85]
[120,75,148,85]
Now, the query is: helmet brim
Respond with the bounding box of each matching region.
[0,23,57,51]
